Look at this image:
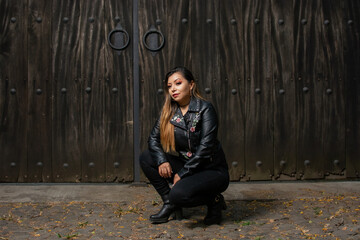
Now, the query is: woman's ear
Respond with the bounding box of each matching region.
[190,80,194,90]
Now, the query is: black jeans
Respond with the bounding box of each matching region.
[140,150,229,208]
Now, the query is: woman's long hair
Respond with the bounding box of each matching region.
[160,66,204,153]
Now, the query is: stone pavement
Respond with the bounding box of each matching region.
[0,181,359,240]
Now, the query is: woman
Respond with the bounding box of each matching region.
[140,66,229,225]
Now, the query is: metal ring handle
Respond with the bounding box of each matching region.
[108,29,130,50]
[143,29,165,51]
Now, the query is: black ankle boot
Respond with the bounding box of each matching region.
[150,194,183,224]
[204,194,227,225]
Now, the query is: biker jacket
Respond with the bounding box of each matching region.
[148,97,228,179]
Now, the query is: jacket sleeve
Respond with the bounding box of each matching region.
[148,118,168,166]
[177,103,218,178]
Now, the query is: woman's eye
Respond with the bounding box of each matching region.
[167,85,171,88]
[176,82,181,85]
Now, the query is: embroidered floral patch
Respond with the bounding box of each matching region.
[189,112,201,132]
[172,115,183,123]
[181,151,193,159]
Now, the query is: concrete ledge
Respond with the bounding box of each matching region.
[0,181,359,203]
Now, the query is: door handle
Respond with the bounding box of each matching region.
[143,25,165,52]
[108,24,130,51]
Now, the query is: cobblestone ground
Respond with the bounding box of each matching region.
[0,187,359,240]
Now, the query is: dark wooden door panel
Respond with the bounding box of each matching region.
[0,0,27,182]
[295,0,324,180]
[27,0,52,182]
[344,0,360,178]
[321,0,346,178]
[243,0,273,180]
[52,0,82,182]
[219,0,246,181]
[271,0,297,180]
[104,0,134,182]
[1,0,359,182]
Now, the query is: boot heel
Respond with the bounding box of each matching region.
[173,208,183,220]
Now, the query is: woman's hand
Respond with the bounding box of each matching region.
[158,162,172,178]
[173,174,181,185]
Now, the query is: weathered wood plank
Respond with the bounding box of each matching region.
[0,0,27,182]
[344,0,360,178]
[52,0,82,182]
[271,0,297,180]
[243,0,273,180]
[138,0,167,155]
[79,0,106,182]
[104,0,133,182]
[321,0,346,178]
[190,0,220,103]
[295,0,324,179]
[27,0,52,182]
[219,0,245,181]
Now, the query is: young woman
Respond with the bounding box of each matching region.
[140,66,229,225]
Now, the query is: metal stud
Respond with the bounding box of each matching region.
[254,18,260,24]
[304,160,310,166]
[37,162,43,167]
[326,89,332,95]
[303,87,309,93]
[280,160,286,166]
[63,17,69,23]
[112,88,118,93]
[256,161,262,167]
[63,163,69,168]
[89,162,95,167]
[115,16,120,22]
[36,17,42,23]
[255,88,261,94]
[279,89,285,95]
[11,17,16,23]
[88,17,95,23]
[230,19,236,25]
[231,89,237,95]
[206,19,213,24]
[278,19,284,25]
[157,88,164,94]
[301,19,307,25]
[347,20,353,25]
[232,161,238,167]
[114,162,120,168]
[36,89,42,95]
[333,159,340,166]
[324,19,330,25]
[181,18,188,24]
[10,88,16,95]
[156,19,162,25]
[205,88,211,94]
[10,162,16,167]
[61,88,67,94]
[85,87,91,93]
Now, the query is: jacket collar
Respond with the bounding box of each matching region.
[188,97,200,112]
[170,97,200,129]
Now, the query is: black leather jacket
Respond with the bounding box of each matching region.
[148,97,228,179]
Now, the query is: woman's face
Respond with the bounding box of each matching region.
[167,72,194,106]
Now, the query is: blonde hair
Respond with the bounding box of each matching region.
[160,67,204,153]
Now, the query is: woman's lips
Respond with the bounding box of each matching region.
[172,93,179,98]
